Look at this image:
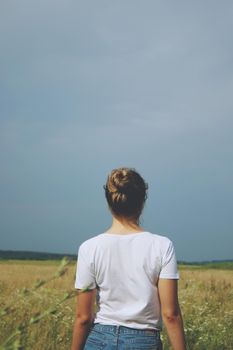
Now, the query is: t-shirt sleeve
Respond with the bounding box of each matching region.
[159,239,179,279]
[74,243,96,290]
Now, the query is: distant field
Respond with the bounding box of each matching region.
[0,260,232,350]
[179,261,233,270]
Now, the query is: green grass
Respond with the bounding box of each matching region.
[178,261,233,270]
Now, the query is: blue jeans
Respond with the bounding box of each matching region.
[84,323,163,350]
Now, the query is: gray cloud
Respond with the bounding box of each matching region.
[0,1,232,260]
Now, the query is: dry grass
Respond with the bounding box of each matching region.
[0,259,76,350]
[162,268,233,350]
[0,260,232,349]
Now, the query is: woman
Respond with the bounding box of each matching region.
[71,167,186,350]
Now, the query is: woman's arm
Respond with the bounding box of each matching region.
[158,279,186,350]
[71,288,96,350]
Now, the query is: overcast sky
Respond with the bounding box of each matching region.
[0,1,232,261]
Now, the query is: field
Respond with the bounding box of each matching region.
[0,260,232,350]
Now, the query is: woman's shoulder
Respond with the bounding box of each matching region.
[145,231,174,245]
[78,231,174,254]
[78,232,109,251]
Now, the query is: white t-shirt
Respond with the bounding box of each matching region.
[75,231,179,330]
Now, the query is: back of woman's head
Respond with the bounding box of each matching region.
[104,167,148,221]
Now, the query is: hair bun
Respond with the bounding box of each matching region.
[109,168,129,194]
[104,167,148,220]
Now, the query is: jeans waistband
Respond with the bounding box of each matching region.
[93,323,160,336]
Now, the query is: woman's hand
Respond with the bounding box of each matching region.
[71,288,96,350]
[158,279,186,350]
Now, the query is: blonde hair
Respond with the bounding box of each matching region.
[104,167,148,221]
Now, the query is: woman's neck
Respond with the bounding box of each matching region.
[106,216,144,235]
